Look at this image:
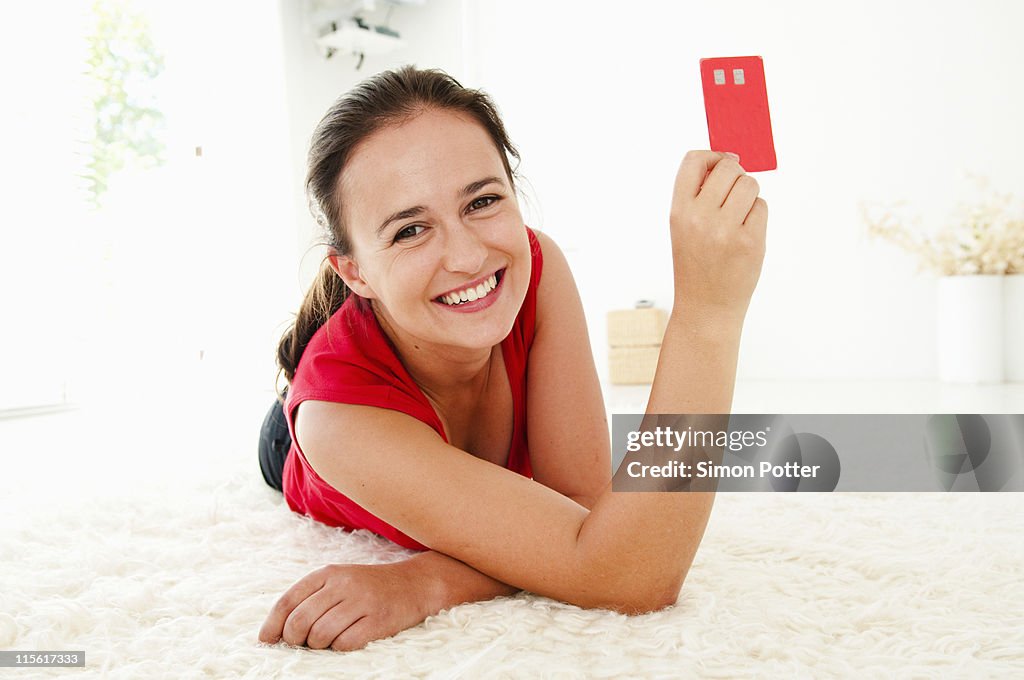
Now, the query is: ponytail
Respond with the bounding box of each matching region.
[275,259,350,400]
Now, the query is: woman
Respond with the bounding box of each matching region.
[257,66,767,652]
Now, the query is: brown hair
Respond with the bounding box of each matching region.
[275,66,521,399]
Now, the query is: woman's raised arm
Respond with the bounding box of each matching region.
[575,149,766,608]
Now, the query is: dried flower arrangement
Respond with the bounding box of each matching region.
[861,175,1024,275]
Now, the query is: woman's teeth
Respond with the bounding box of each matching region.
[440,274,498,306]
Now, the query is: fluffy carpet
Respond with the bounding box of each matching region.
[2,460,1023,678]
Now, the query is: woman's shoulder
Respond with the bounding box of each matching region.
[526,225,545,285]
[289,295,428,412]
[297,295,378,369]
[524,228,577,335]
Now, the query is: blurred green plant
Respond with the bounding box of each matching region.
[83,0,166,208]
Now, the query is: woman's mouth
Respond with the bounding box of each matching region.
[433,268,505,311]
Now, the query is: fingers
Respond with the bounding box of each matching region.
[698,157,747,211]
[721,174,760,225]
[306,600,364,650]
[330,616,381,652]
[673,150,736,204]
[257,568,328,645]
[258,560,428,654]
[282,586,350,648]
[667,149,768,317]
[672,151,756,233]
[744,197,769,240]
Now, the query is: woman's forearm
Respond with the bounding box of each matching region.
[414,491,597,613]
[407,549,520,615]
[573,307,743,612]
[648,304,745,413]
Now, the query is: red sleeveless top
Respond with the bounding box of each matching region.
[281,226,543,551]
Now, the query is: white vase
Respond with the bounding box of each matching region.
[1005,275,1024,382]
[936,275,1003,383]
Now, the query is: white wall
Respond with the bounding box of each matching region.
[278,0,1024,382]
[131,0,296,396]
[0,2,92,409]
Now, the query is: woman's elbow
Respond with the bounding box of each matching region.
[619,578,683,614]
[571,571,685,615]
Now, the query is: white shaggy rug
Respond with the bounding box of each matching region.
[2,459,1023,678]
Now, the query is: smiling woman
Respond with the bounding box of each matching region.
[257,66,767,653]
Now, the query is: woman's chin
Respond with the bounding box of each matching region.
[432,322,514,351]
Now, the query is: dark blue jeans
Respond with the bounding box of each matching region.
[258,392,291,492]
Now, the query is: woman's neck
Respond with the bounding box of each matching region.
[372,301,495,403]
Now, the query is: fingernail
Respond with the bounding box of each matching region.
[725,152,740,161]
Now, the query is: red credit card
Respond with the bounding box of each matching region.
[700,56,777,171]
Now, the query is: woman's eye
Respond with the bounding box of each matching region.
[469,195,500,212]
[394,225,425,242]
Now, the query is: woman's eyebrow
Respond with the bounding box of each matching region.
[460,176,503,197]
[377,206,425,237]
[376,176,505,236]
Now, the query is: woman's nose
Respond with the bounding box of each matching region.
[441,221,488,274]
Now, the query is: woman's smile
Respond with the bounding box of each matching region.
[433,268,506,313]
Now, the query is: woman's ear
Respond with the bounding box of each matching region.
[328,252,376,299]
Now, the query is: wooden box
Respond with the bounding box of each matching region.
[606,308,668,347]
[607,306,667,384]
[609,346,661,385]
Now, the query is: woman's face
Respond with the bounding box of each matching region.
[334,107,530,352]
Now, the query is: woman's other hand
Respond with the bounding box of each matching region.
[257,561,433,652]
[668,150,768,322]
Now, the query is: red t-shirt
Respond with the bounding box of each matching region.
[281,225,543,551]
